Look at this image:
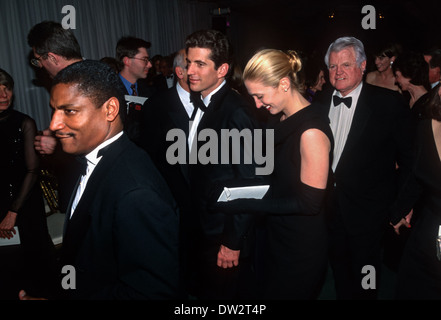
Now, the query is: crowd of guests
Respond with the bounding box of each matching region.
[1,19,441,300]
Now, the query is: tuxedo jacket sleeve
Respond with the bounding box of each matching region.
[61,134,180,299]
[190,84,262,251]
[315,83,415,233]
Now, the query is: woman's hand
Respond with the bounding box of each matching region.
[0,211,17,239]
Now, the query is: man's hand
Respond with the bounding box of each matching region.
[391,209,413,235]
[34,129,57,155]
[217,245,240,269]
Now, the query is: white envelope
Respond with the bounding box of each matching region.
[217,185,270,202]
[0,227,20,246]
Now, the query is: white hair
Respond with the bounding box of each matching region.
[324,36,367,68]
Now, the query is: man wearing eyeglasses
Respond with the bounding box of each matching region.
[116,36,155,142]
[27,21,84,213]
[28,21,83,79]
[116,36,156,97]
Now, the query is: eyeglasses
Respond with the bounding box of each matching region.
[30,54,47,68]
[131,57,151,65]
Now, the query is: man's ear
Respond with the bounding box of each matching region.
[122,56,131,68]
[104,97,120,122]
[217,63,229,78]
[175,66,184,80]
[47,52,58,65]
[361,60,367,74]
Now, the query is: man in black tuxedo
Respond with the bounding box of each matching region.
[184,29,260,299]
[151,55,176,92]
[20,60,180,300]
[116,36,156,141]
[315,37,414,299]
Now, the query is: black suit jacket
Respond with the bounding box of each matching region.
[123,78,156,143]
[189,83,261,252]
[139,86,192,213]
[60,134,180,299]
[315,83,415,234]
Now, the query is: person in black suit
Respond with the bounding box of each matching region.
[185,29,261,299]
[139,48,197,296]
[116,36,156,141]
[19,60,180,300]
[314,37,414,299]
[151,55,176,92]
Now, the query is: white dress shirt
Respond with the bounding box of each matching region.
[70,131,124,218]
[188,80,226,150]
[328,82,363,172]
[176,82,194,118]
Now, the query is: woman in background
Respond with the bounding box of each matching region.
[395,83,441,299]
[303,58,327,102]
[0,68,56,299]
[366,42,401,92]
[393,51,431,121]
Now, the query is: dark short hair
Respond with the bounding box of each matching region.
[27,21,82,60]
[115,36,151,62]
[185,29,232,72]
[52,60,126,122]
[0,68,14,90]
[373,42,402,59]
[393,52,431,90]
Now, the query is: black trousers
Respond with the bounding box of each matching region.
[328,212,384,300]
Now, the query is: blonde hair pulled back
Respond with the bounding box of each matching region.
[243,49,304,93]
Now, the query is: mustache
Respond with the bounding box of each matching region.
[55,132,75,138]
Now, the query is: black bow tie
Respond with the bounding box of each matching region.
[333,95,352,108]
[190,92,208,120]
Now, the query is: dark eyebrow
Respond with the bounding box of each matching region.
[187,58,206,65]
[51,103,77,110]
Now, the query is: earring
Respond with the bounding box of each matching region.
[284,88,288,92]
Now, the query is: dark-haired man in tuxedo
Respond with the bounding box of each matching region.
[184,29,260,299]
[19,60,180,300]
[315,36,414,299]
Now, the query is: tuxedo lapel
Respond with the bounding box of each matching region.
[336,84,373,172]
[196,83,229,132]
[63,175,81,235]
[63,135,129,252]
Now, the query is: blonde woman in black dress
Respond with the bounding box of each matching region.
[218,49,334,299]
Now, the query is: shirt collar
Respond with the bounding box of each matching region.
[119,73,137,95]
[176,82,190,103]
[202,80,226,106]
[85,131,124,166]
